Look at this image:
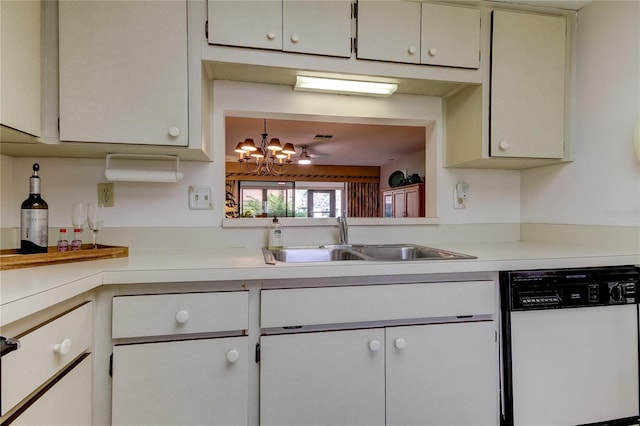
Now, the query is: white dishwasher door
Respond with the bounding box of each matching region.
[510,304,639,426]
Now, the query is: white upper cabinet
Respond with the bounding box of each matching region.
[1,0,41,138]
[357,0,421,64]
[358,1,480,68]
[58,1,189,146]
[490,10,566,159]
[421,3,480,69]
[208,1,283,50]
[283,1,352,57]
[208,1,352,57]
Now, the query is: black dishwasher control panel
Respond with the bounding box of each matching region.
[500,266,640,311]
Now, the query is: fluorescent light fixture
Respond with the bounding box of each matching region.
[295,76,398,97]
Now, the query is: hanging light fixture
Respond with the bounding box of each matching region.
[235,119,299,175]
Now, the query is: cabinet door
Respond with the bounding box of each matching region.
[421,3,480,69]
[260,329,385,426]
[283,1,351,57]
[404,185,424,217]
[11,355,92,426]
[357,1,421,64]
[112,337,248,426]
[208,1,282,50]
[0,0,41,137]
[386,322,498,426]
[59,1,188,146]
[490,10,566,158]
[392,190,406,217]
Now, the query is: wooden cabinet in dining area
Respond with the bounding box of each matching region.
[382,183,425,218]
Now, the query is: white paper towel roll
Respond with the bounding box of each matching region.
[104,168,184,182]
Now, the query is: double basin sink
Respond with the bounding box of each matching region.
[263,243,476,264]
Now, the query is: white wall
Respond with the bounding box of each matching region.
[1,81,522,248]
[521,0,640,227]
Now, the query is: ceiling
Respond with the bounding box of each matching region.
[225,116,428,167]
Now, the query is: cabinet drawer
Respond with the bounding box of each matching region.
[10,355,92,426]
[261,281,495,328]
[1,302,93,416]
[112,291,249,339]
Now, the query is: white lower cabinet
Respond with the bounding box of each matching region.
[111,336,248,426]
[111,291,249,426]
[260,282,498,426]
[260,322,497,426]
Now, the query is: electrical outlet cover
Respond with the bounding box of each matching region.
[189,186,213,210]
[98,183,114,207]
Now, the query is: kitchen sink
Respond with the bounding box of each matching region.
[263,244,475,264]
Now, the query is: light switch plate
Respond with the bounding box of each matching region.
[189,186,213,210]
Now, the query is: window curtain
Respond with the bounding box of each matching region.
[346,182,379,217]
[225,179,239,218]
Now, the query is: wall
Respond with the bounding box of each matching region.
[521,0,640,229]
[1,82,521,249]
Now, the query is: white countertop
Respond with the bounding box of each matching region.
[1,241,639,326]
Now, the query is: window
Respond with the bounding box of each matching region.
[238,181,344,218]
[239,181,295,217]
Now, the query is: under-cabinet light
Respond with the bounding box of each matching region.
[294,76,398,97]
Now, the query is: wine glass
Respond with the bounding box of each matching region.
[71,203,87,229]
[86,204,104,249]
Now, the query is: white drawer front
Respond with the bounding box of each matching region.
[11,355,92,426]
[261,281,495,328]
[1,302,93,416]
[112,291,249,339]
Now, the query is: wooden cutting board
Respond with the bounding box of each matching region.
[0,245,128,271]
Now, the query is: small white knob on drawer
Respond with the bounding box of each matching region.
[498,140,509,151]
[168,126,180,137]
[368,340,381,352]
[226,349,240,363]
[290,33,300,43]
[394,338,406,349]
[53,338,72,356]
[408,46,417,55]
[428,47,438,56]
[267,31,276,40]
[175,310,189,324]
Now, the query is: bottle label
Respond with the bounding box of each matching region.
[21,209,48,247]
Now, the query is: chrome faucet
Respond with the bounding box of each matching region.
[337,211,348,246]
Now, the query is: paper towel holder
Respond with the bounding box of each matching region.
[104,154,184,183]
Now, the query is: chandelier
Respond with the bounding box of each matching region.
[234,119,298,175]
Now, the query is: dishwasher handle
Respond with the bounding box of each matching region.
[1,336,20,357]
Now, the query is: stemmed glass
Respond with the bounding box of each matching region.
[86,204,104,249]
[71,203,87,230]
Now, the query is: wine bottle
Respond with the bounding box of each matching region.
[21,163,49,253]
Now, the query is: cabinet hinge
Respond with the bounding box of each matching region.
[109,352,113,377]
[205,20,208,39]
[351,2,357,19]
[351,37,357,54]
[255,342,260,363]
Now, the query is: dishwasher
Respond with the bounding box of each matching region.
[500,265,640,426]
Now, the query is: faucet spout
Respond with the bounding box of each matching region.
[337,212,348,246]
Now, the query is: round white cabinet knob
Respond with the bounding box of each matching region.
[394,338,406,349]
[368,340,381,352]
[53,338,72,356]
[498,140,509,151]
[175,310,189,324]
[290,33,300,43]
[168,126,180,137]
[266,31,276,40]
[428,47,438,56]
[408,46,417,55]
[226,349,240,363]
